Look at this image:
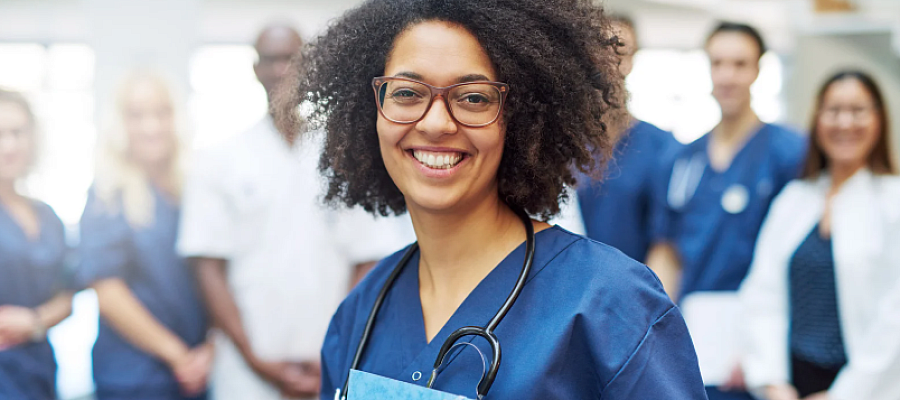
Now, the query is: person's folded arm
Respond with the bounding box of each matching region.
[92,278,190,367]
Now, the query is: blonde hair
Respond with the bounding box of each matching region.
[93,71,187,228]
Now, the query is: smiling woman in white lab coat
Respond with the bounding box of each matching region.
[740,70,900,400]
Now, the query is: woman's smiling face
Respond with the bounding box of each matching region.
[816,77,882,171]
[377,20,506,215]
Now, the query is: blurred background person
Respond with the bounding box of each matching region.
[576,14,681,263]
[0,88,73,400]
[76,72,212,400]
[179,22,413,400]
[741,70,900,400]
[646,22,807,400]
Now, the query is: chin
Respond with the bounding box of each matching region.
[829,155,867,168]
[404,188,469,215]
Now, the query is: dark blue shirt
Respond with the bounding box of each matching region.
[0,200,68,400]
[321,227,708,400]
[789,225,847,368]
[77,187,208,400]
[654,123,806,296]
[577,120,681,262]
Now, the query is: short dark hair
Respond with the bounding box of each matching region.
[278,0,624,219]
[802,70,897,178]
[706,21,767,60]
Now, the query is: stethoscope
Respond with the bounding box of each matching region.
[667,153,752,215]
[337,207,536,400]
[667,124,773,215]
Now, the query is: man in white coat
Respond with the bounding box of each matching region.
[178,24,412,400]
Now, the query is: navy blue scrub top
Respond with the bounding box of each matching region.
[577,120,681,262]
[77,188,208,400]
[654,123,805,297]
[0,200,68,400]
[321,226,708,400]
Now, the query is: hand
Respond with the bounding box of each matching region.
[802,391,829,400]
[0,306,39,349]
[765,384,800,400]
[250,357,320,398]
[172,342,214,396]
[282,360,321,398]
[720,362,746,391]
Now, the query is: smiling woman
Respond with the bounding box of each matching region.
[741,70,900,400]
[277,1,707,399]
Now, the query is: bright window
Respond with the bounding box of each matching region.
[189,44,268,150]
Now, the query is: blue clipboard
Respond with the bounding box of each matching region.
[342,370,474,400]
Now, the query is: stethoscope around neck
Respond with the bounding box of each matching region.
[338,206,536,400]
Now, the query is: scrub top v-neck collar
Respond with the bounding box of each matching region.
[703,123,767,177]
[361,226,567,382]
[0,199,43,244]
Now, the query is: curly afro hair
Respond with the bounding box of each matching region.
[277,0,624,220]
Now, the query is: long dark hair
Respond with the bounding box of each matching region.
[801,70,896,179]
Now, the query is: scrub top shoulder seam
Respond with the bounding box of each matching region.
[602,305,679,391]
[523,231,585,284]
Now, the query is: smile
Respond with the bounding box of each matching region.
[411,149,466,169]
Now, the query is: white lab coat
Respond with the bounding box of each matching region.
[739,168,900,400]
[178,117,413,400]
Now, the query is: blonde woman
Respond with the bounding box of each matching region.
[0,89,73,399]
[77,73,212,400]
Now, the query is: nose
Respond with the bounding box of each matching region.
[712,64,736,85]
[835,110,855,129]
[415,95,457,139]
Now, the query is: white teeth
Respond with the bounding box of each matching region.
[412,150,464,169]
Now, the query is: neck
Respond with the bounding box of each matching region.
[715,104,760,144]
[409,193,525,298]
[829,162,865,193]
[0,179,18,204]
[142,162,173,195]
[611,114,638,142]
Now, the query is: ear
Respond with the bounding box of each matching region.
[253,62,263,82]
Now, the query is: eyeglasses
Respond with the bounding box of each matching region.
[818,105,876,124]
[372,77,509,128]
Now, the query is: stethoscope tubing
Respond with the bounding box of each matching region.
[339,207,536,400]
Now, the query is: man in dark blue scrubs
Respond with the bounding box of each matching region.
[577,15,681,262]
[646,22,806,400]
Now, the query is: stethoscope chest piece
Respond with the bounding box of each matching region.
[721,184,749,214]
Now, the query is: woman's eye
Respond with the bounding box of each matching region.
[391,89,421,99]
[460,93,490,104]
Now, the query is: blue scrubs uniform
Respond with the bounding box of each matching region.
[0,201,67,400]
[321,226,708,400]
[654,123,805,400]
[77,188,208,400]
[577,120,681,261]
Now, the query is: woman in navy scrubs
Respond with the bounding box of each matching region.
[279,1,707,399]
[77,73,211,400]
[0,89,73,400]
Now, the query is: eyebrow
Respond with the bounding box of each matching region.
[392,71,493,84]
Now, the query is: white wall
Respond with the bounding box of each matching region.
[788,32,900,157]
